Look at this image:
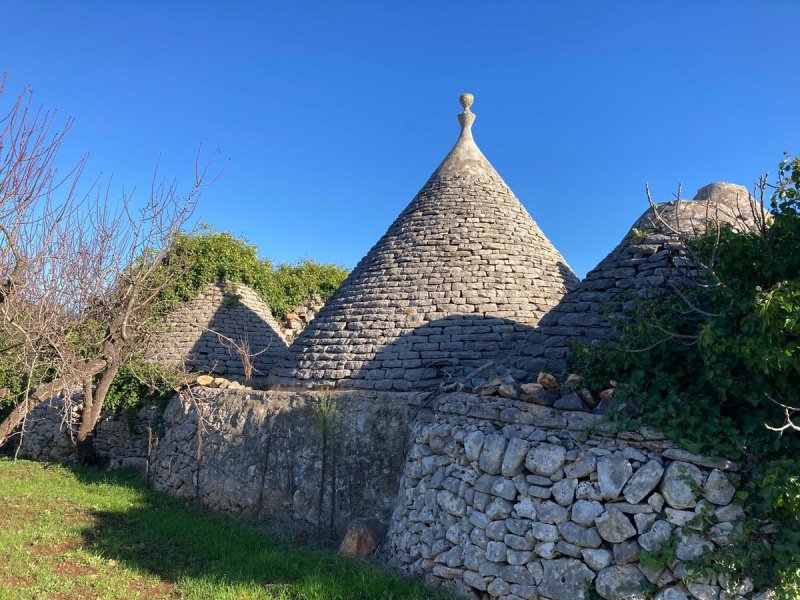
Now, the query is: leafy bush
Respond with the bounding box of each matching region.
[162,225,349,317]
[104,361,179,415]
[573,155,800,596]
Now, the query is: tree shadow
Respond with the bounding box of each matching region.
[158,282,288,381]
[71,465,445,599]
[340,313,540,391]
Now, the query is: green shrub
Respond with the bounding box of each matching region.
[573,155,800,596]
[162,225,349,318]
[104,361,179,415]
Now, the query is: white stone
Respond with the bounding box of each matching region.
[526,443,567,476]
[686,582,720,600]
[437,490,466,516]
[675,531,713,561]
[539,558,597,600]
[501,438,530,477]
[703,469,736,505]
[638,520,673,552]
[463,570,487,591]
[572,499,604,526]
[597,453,633,500]
[661,461,704,509]
[654,585,690,600]
[486,540,507,562]
[564,452,597,479]
[538,500,569,524]
[595,508,637,543]
[513,497,537,520]
[622,460,664,504]
[595,565,648,600]
[478,434,507,474]
[582,548,613,571]
[464,431,484,462]
[552,477,578,506]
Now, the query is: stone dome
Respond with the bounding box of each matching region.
[501,182,762,377]
[152,281,288,379]
[268,95,579,391]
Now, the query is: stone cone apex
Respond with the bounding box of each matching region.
[497,182,762,377]
[151,281,288,380]
[269,94,579,391]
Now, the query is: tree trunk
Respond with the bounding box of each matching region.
[76,363,120,444]
[0,396,37,449]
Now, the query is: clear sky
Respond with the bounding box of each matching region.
[1,1,797,277]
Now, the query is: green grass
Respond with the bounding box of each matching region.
[0,459,445,600]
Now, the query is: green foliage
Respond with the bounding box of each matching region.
[0,459,449,599]
[162,225,349,318]
[573,155,800,596]
[639,536,678,573]
[104,361,179,417]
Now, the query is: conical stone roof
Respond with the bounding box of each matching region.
[269,94,578,391]
[499,182,762,377]
[153,281,288,379]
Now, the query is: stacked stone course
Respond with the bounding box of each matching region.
[499,182,761,377]
[269,94,578,391]
[386,393,762,599]
[153,281,288,379]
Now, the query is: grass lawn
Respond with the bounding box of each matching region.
[0,459,446,600]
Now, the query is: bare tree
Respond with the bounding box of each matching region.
[0,74,218,451]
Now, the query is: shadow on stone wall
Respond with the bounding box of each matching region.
[146,389,419,542]
[343,314,539,392]
[182,295,289,379]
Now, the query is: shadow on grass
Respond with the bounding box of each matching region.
[70,466,444,600]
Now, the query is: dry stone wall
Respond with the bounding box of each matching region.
[18,388,420,538]
[19,394,157,471]
[385,393,764,600]
[152,281,288,379]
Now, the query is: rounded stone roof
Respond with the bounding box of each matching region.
[268,95,579,390]
[500,182,761,377]
[153,281,288,379]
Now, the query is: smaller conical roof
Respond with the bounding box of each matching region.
[152,281,288,379]
[269,94,578,391]
[499,182,761,377]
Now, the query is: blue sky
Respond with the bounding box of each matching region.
[1,1,797,277]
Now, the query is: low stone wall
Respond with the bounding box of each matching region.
[384,393,762,600]
[19,395,157,469]
[147,388,419,536]
[18,387,768,598]
[19,388,420,539]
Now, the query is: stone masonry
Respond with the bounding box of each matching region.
[14,96,776,599]
[269,94,578,391]
[385,393,763,600]
[153,280,288,379]
[497,182,762,377]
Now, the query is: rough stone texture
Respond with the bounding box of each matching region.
[339,517,389,557]
[383,393,758,598]
[595,564,648,599]
[661,461,704,509]
[269,99,578,391]
[151,281,288,380]
[19,394,156,466]
[492,182,762,376]
[22,388,418,539]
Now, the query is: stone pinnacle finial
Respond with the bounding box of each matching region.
[458,92,476,139]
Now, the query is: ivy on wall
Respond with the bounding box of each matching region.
[573,155,800,597]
